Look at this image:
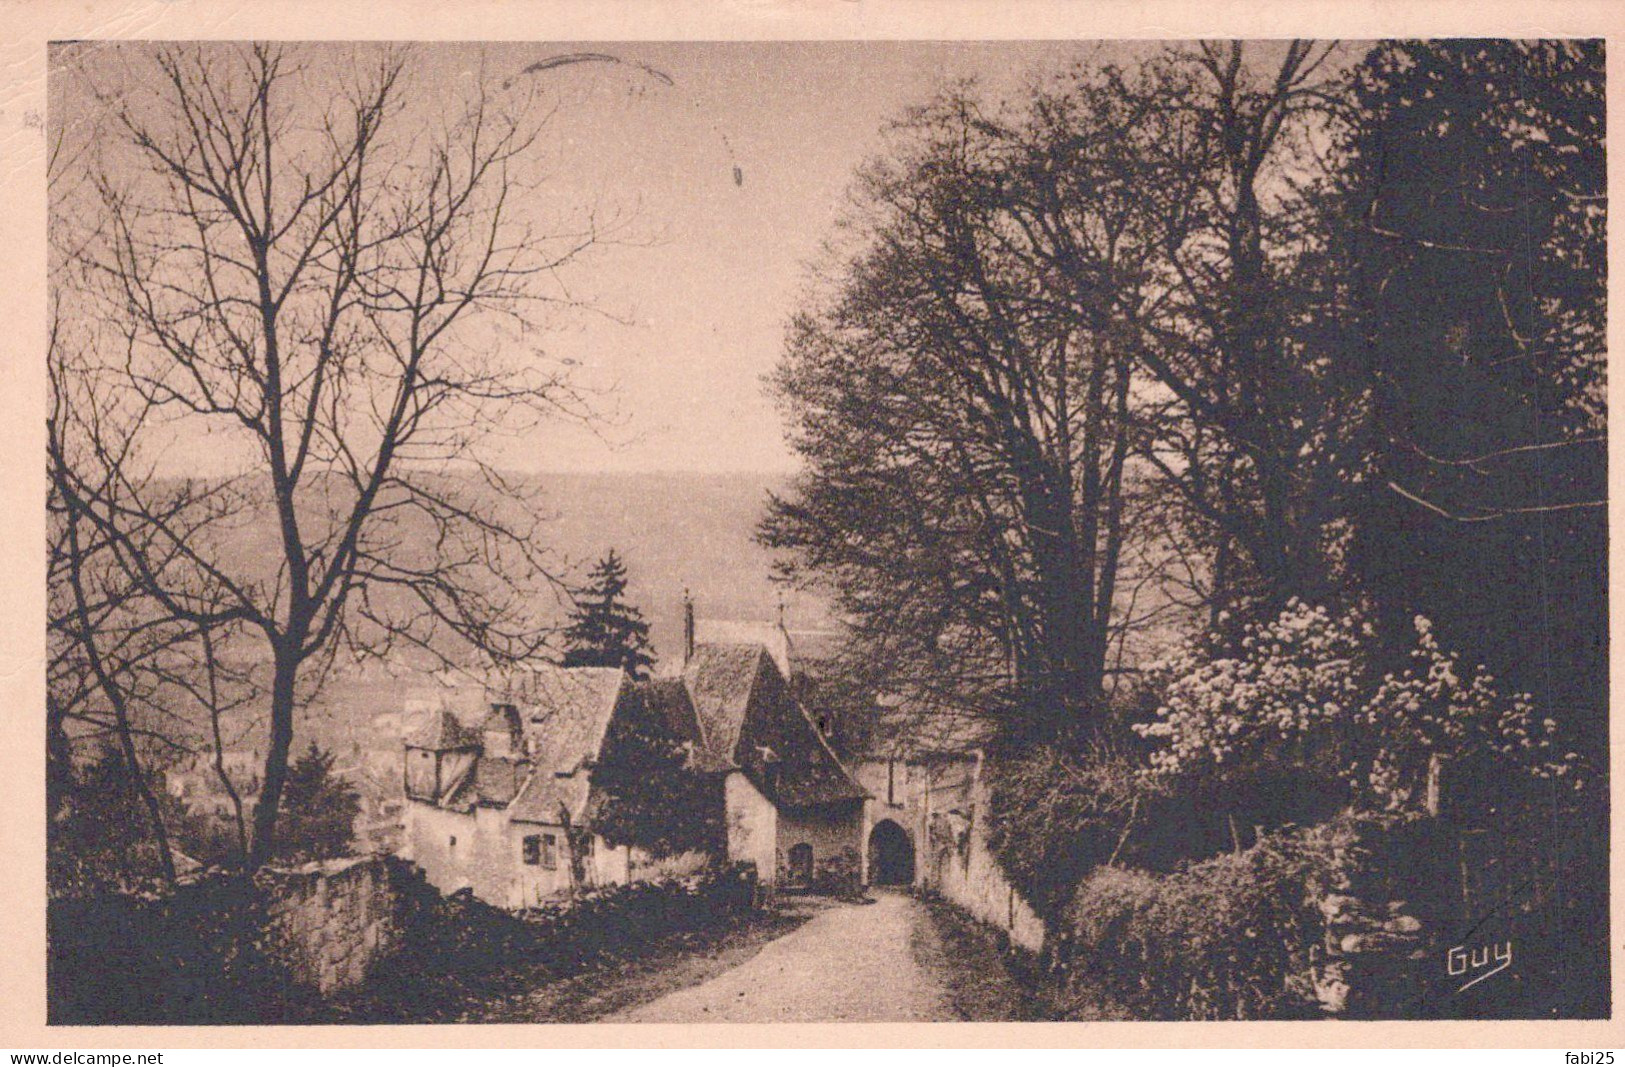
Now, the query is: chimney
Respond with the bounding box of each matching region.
[775,591,793,678]
[682,588,695,666]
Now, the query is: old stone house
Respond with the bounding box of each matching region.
[672,631,867,889]
[397,619,869,908]
[400,666,643,908]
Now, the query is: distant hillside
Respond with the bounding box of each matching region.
[145,469,837,812]
[522,470,831,668]
[181,469,830,673]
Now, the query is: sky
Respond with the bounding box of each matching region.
[50,40,1173,476]
[400,41,1110,474]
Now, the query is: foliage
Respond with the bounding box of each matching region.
[48,872,322,1025]
[984,742,1149,919]
[560,550,656,679]
[49,857,762,1025]
[344,865,759,1022]
[49,748,178,898]
[1338,39,1608,765]
[590,686,722,859]
[810,846,865,900]
[1055,820,1352,1021]
[271,743,362,865]
[1134,600,1573,819]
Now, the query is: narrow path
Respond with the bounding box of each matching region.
[611,889,1013,1023]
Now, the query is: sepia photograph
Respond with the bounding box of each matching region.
[37,31,1608,1031]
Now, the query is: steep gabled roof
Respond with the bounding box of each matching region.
[637,677,704,749]
[405,708,478,751]
[681,643,770,772]
[681,642,865,808]
[498,665,627,825]
[737,685,867,809]
[479,703,521,735]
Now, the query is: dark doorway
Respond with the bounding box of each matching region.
[787,842,814,885]
[868,819,914,886]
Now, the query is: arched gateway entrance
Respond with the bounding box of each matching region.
[868,819,915,886]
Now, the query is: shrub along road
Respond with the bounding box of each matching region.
[608,889,1034,1023]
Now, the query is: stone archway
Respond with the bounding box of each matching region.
[868,819,915,886]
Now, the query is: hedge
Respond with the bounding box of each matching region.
[1053,821,1352,1020]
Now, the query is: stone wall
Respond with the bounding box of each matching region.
[776,799,865,884]
[724,770,778,884]
[258,854,404,996]
[920,755,1046,954]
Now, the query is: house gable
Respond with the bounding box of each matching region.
[679,641,865,810]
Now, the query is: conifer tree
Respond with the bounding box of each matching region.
[560,550,656,679]
[273,742,361,864]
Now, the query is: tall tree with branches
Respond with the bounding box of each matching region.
[51,42,605,867]
[1340,39,1607,747]
[763,79,1179,746]
[1123,41,1361,626]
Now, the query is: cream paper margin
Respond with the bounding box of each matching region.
[2,0,1623,1049]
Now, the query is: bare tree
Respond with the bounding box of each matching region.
[52,43,604,867]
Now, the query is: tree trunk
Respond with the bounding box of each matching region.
[249,647,301,869]
[202,625,249,866]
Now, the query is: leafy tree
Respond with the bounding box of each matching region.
[765,45,1367,747]
[1136,601,1572,818]
[271,742,361,864]
[560,550,656,680]
[1331,45,1607,1013]
[590,687,720,859]
[763,82,1165,747]
[49,746,178,895]
[1121,42,1360,627]
[1338,40,1607,754]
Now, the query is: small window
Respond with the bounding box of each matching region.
[522,834,541,866]
[541,833,558,871]
[449,835,457,849]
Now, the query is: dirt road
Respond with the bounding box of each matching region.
[610,889,1030,1023]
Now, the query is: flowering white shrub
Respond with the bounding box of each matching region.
[1362,616,1572,807]
[1135,600,1573,812]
